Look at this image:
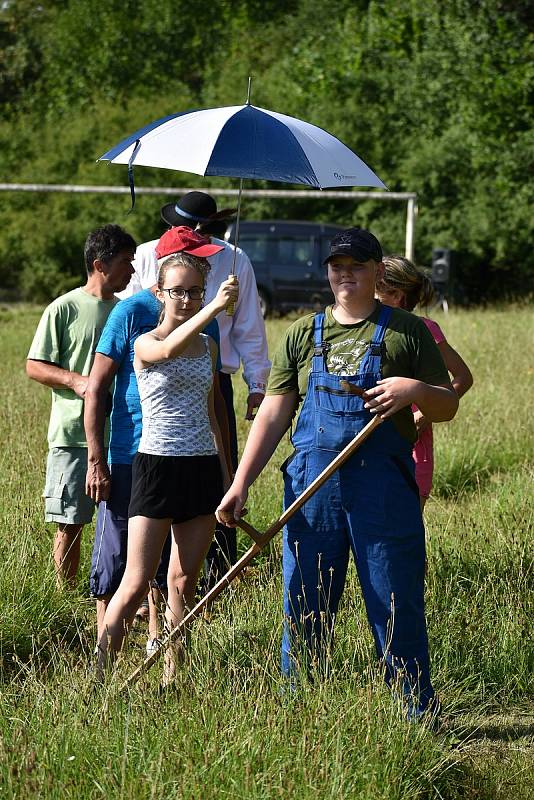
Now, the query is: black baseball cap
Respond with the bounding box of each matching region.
[324,227,383,265]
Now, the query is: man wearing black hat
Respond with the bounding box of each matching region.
[121,191,270,582]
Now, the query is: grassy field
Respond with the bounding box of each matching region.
[0,304,532,799]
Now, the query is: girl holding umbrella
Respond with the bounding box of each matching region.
[97,227,238,683]
[217,227,458,720]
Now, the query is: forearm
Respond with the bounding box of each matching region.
[84,386,108,463]
[451,370,473,399]
[84,355,117,464]
[161,302,222,359]
[207,387,230,485]
[212,417,231,488]
[233,321,270,390]
[26,359,81,392]
[438,342,473,400]
[213,375,233,475]
[412,382,459,422]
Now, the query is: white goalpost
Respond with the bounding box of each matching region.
[0,184,418,260]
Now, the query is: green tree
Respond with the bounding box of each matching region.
[0,0,532,300]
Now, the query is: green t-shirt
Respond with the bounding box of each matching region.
[27,287,118,447]
[267,303,450,443]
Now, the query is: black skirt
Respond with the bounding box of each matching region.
[128,452,223,524]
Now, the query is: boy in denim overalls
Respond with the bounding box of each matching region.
[217,228,458,719]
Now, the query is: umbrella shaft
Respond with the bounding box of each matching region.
[230,179,244,276]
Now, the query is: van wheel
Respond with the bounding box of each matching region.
[258,288,271,318]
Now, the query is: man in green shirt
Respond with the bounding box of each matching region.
[27,224,136,586]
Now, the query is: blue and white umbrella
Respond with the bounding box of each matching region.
[99,103,386,191]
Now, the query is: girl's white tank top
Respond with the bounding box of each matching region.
[135,334,217,457]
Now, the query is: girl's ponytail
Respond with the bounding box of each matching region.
[380,255,435,312]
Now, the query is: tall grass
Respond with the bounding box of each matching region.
[0,304,532,798]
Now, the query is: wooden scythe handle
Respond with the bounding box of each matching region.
[120,413,382,691]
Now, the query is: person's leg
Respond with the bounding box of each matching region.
[282,524,349,679]
[163,514,215,684]
[145,583,169,657]
[347,521,434,717]
[205,372,238,586]
[135,598,150,622]
[44,447,95,587]
[147,586,160,641]
[146,531,172,650]
[53,524,83,586]
[96,596,111,640]
[89,466,132,639]
[97,515,171,671]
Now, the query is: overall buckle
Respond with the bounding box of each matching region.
[314,342,331,357]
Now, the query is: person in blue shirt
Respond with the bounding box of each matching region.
[84,230,229,650]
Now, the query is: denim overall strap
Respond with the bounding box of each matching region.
[312,313,326,372]
[357,304,392,377]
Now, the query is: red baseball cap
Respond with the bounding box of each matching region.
[155,226,224,259]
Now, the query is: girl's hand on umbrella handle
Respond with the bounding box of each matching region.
[212,276,239,313]
[225,274,239,316]
[216,484,248,526]
[363,377,416,418]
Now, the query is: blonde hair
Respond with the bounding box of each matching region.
[377,255,434,312]
[157,252,211,323]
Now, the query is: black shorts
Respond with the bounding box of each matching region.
[89,463,171,598]
[128,453,223,523]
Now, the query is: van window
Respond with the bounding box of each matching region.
[239,234,270,263]
[276,237,314,265]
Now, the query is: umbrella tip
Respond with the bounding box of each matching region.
[246,76,252,105]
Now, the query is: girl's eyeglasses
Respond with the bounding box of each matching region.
[160,286,205,301]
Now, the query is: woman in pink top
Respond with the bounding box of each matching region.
[376,256,473,510]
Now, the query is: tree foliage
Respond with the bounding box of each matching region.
[0,0,532,300]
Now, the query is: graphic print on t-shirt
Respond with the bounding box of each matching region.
[326,336,369,375]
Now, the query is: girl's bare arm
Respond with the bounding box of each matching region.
[207,340,231,490]
[135,279,238,367]
[438,340,473,398]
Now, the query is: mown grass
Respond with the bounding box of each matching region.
[0,304,532,799]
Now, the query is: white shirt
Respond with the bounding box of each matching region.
[118,237,270,392]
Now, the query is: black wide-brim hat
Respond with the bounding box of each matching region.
[161,191,237,230]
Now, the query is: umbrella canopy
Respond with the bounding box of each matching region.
[99,104,386,190]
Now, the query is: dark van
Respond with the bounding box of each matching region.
[223,220,345,317]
